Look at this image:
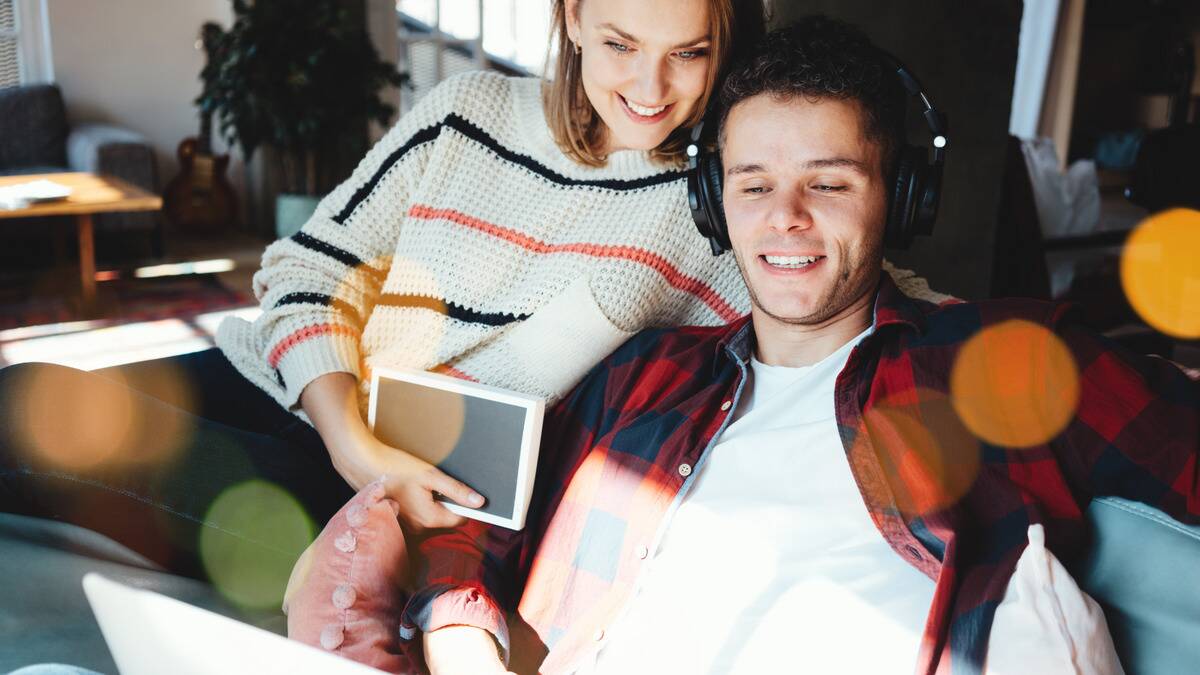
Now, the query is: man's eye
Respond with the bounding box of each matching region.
[814,185,847,192]
[743,186,768,194]
[605,41,630,53]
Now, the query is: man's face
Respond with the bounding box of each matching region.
[720,94,889,327]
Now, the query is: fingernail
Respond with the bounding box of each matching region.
[470,493,485,506]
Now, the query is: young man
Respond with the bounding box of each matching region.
[405,17,1199,675]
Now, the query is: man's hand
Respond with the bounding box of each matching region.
[424,625,511,675]
[301,372,484,534]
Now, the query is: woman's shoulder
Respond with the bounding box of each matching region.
[426,70,539,120]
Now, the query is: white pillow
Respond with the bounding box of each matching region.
[985,524,1124,675]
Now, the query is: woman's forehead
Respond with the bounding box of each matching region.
[578,0,712,44]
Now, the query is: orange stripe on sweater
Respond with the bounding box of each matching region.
[430,363,478,382]
[268,323,359,368]
[408,204,741,323]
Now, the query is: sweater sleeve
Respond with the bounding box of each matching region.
[243,72,483,407]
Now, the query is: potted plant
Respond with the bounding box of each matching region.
[198,0,406,238]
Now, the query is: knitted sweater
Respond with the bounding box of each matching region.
[217,71,950,417]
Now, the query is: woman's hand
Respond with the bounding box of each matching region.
[360,434,485,532]
[300,372,484,534]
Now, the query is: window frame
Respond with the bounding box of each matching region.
[2,0,54,86]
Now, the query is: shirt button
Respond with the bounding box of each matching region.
[635,545,649,559]
[720,400,732,411]
[678,463,692,477]
[904,544,924,561]
[593,628,605,642]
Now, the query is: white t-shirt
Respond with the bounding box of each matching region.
[587,329,936,674]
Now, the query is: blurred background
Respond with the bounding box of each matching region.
[0,0,1196,369]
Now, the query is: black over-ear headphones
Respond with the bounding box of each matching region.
[686,53,949,255]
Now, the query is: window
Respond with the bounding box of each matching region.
[0,0,19,87]
[396,0,552,113]
[0,0,53,88]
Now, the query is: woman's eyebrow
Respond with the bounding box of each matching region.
[597,22,710,49]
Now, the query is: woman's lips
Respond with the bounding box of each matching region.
[618,94,673,124]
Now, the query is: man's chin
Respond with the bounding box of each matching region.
[751,299,833,327]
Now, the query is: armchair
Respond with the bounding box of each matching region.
[0,84,163,256]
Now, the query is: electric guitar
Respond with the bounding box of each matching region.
[163,111,239,233]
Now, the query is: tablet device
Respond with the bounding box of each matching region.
[368,366,544,530]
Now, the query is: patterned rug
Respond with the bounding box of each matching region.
[0,275,256,330]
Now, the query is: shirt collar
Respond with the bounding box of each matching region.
[715,273,927,372]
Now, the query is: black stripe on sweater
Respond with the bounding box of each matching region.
[290,232,387,285]
[274,292,363,327]
[377,293,530,327]
[331,113,687,225]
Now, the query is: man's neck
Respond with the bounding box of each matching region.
[752,289,876,368]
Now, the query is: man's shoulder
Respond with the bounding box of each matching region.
[904,296,1071,347]
[608,323,737,367]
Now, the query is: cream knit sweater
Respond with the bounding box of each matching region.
[217,71,949,417]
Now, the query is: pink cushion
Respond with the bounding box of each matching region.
[284,480,415,672]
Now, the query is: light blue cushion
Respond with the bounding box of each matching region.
[1077,497,1200,675]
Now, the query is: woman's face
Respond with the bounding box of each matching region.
[567,0,712,154]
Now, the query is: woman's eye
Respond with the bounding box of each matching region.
[605,41,630,54]
[676,49,708,61]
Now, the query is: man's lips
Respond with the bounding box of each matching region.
[757,254,827,274]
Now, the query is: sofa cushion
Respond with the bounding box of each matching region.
[284,480,414,673]
[0,85,69,171]
[1076,497,1200,674]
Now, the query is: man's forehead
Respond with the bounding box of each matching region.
[721,93,876,170]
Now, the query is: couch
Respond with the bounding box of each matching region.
[0,83,163,256]
[0,495,1196,674]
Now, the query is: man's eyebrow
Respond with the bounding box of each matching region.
[803,157,870,174]
[597,23,710,49]
[725,163,766,177]
[725,158,870,178]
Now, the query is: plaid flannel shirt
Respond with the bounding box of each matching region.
[403,275,1200,675]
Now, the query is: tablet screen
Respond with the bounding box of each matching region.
[373,377,527,520]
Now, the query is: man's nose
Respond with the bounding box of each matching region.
[768,190,814,232]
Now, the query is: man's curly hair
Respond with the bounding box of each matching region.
[718,15,906,177]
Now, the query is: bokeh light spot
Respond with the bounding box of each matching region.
[14,365,136,470]
[199,480,315,611]
[857,388,982,518]
[371,378,466,466]
[951,320,1079,448]
[1120,208,1200,339]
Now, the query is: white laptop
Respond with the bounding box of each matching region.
[82,573,381,675]
[368,366,545,530]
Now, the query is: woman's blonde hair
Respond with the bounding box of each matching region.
[543,0,766,167]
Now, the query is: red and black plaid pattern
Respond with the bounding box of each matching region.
[404,275,1199,675]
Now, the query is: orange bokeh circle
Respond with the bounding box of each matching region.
[1120,208,1200,339]
[950,320,1080,448]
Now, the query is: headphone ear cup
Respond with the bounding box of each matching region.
[701,153,730,251]
[886,146,921,249]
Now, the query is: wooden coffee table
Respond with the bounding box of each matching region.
[0,172,162,311]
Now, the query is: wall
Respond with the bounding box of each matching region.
[46,0,402,235]
[771,1,1023,300]
[45,0,243,206]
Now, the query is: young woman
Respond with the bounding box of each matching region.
[0,0,768,579]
